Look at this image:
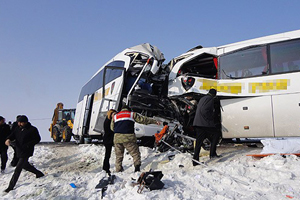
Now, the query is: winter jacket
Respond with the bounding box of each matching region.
[11,121,18,132]
[0,123,10,151]
[193,94,216,128]
[103,117,114,145]
[111,108,157,144]
[7,122,41,158]
[114,110,135,134]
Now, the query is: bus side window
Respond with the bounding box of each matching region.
[219,46,267,79]
[270,39,300,74]
[288,61,299,71]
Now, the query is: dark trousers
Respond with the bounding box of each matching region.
[10,146,19,167]
[0,148,8,170]
[102,144,113,173]
[210,129,221,157]
[7,157,44,190]
[193,127,219,164]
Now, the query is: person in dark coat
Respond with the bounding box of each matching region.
[102,109,116,175]
[9,115,21,167]
[0,116,10,173]
[4,115,44,193]
[192,89,220,166]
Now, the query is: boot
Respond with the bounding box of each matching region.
[4,188,13,193]
[210,154,222,159]
[134,164,141,172]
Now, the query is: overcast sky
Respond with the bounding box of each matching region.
[1,1,299,141]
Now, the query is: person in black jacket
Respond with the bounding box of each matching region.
[102,109,116,175]
[9,115,21,167]
[192,89,220,166]
[0,116,10,173]
[4,115,44,193]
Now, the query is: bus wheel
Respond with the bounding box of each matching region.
[79,135,84,144]
[62,127,72,142]
[52,126,62,142]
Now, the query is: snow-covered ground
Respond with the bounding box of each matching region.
[1,142,300,200]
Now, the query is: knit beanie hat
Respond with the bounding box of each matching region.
[17,115,28,123]
[208,88,217,96]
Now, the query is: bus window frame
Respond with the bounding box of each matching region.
[78,61,125,102]
[269,38,300,75]
[218,45,269,80]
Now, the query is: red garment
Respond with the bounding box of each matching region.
[155,125,169,144]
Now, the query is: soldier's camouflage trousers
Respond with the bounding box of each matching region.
[114,142,141,172]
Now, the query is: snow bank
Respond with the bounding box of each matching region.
[1,143,300,199]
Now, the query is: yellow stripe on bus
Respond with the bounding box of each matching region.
[249,79,290,93]
[199,79,243,94]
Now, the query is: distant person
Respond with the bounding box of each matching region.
[10,115,21,167]
[192,89,221,166]
[8,121,12,129]
[0,116,10,173]
[111,105,160,172]
[4,115,44,193]
[102,109,116,175]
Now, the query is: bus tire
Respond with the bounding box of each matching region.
[79,135,84,144]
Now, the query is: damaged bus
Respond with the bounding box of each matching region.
[168,29,300,139]
[72,43,175,143]
[74,29,300,144]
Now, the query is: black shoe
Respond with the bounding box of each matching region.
[134,165,141,172]
[193,161,204,166]
[105,169,111,176]
[4,188,13,193]
[210,154,222,159]
[36,173,44,178]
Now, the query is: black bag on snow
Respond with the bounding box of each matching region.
[137,171,164,191]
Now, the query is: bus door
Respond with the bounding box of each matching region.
[272,93,300,137]
[82,94,94,136]
[73,95,88,136]
[94,66,125,134]
[221,96,274,138]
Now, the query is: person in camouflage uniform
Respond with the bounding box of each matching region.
[111,105,160,172]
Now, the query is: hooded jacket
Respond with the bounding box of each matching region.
[7,122,41,158]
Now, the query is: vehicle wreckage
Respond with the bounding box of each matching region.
[73,29,300,150]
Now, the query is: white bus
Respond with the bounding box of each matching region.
[167,29,300,139]
[74,29,300,144]
[72,43,174,143]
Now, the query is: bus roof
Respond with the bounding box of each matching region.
[217,29,300,54]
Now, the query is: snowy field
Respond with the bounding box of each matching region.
[1,142,300,200]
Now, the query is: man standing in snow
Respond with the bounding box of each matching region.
[0,116,10,173]
[111,105,160,172]
[4,115,44,193]
[103,109,116,175]
[192,89,221,166]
